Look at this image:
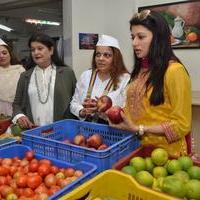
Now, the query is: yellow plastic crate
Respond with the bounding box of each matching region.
[59,169,179,200]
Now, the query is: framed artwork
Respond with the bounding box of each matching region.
[139,0,200,49]
[79,33,98,50]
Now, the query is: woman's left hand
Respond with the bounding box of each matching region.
[107,111,138,133]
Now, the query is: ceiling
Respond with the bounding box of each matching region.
[0,0,62,37]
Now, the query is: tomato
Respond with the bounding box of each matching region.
[2,158,12,166]
[0,176,8,185]
[64,167,75,177]
[25,151,34,161]
[44,174,56,188]
[27,175,42,189]
[23,188,34,197]
[74,170,83,177]
[37,193,49,200]
[13,171,24,180]
[0,185,13,198]
[39,159,51,166]
[16,175,28,188]
[48,185,60,195]
[28,162,39,172]
[9,179,17,190]
[50,166,59,174]
[9,166,17,176]
[35,184,48,194]
[20,159,29,167]
[38,164,50,177]
[59,179,71,188]
[0,166,10,176]
[12,157,20,162]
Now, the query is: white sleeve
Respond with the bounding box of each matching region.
[108,73,130,108]
[70,70,90,119]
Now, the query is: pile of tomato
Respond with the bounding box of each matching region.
[0,150,84,200]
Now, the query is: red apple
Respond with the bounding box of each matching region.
[87,134,103,149]
[106,106,123,124]
[98,143,108,150]
[73,134,86,146]
[97,95,112,112]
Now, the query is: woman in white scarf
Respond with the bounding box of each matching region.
[0,39,25,116]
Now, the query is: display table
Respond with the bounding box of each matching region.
[192,91,200,156]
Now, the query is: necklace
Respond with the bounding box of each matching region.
[34,67,53,104]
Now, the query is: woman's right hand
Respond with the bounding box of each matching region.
[17,116,34,129]
[82,98,97,115]
[107,111,138,133]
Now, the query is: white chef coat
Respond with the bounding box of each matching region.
[70,69,130,119]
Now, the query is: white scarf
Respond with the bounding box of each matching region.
[0,64,25,102]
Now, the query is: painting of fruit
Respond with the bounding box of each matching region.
[139,1,200,48]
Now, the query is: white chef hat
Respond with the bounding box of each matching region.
[96,34,120,50]
[0,38,8,46]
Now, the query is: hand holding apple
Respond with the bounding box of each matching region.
[96,95,112,112]
[83,98,97,108]
[107,109,138,133]
[106,106,123,124]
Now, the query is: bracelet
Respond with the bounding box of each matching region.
[138,124,145,136]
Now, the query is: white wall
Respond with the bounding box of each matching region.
[63,0,200,91]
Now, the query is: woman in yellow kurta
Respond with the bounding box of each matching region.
[109,10,191,157]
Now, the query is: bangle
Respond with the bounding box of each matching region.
[138,124,145,136]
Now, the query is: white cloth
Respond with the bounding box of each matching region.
[70,69,130,118]
[13,65,56,126]
[0,64,25,116]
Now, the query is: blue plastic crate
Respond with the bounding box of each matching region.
[22,119,140,172]
[0,144,97,200]
[0,137,17,149]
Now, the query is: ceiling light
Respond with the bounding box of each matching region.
[0,24,13,32]
[25,18,60,26]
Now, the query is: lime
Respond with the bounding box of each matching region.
[178,156,193,171]
[187,166,200,180]
[162,176,186,198]
[185,179,200,199]
[145,157,155,173]
[153,166,168,178]
[130,157,146,172]
[151,148,168,166]
[121,165,136,177]
[174,170,190,183]
[135,171,154,187]
[167,159,182,174]
[152,177,164,192]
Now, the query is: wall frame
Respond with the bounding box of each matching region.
[79,33,98,50]
[138,0,200,49]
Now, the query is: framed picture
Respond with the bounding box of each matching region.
[138,0,200,49]
[79,33,98,50]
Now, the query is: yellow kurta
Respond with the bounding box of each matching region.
[124,62,192,157]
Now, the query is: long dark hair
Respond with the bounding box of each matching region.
[28,32,65,67]
[91,47,128,90]
[2,45,20,65]
[130,10,187,105]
